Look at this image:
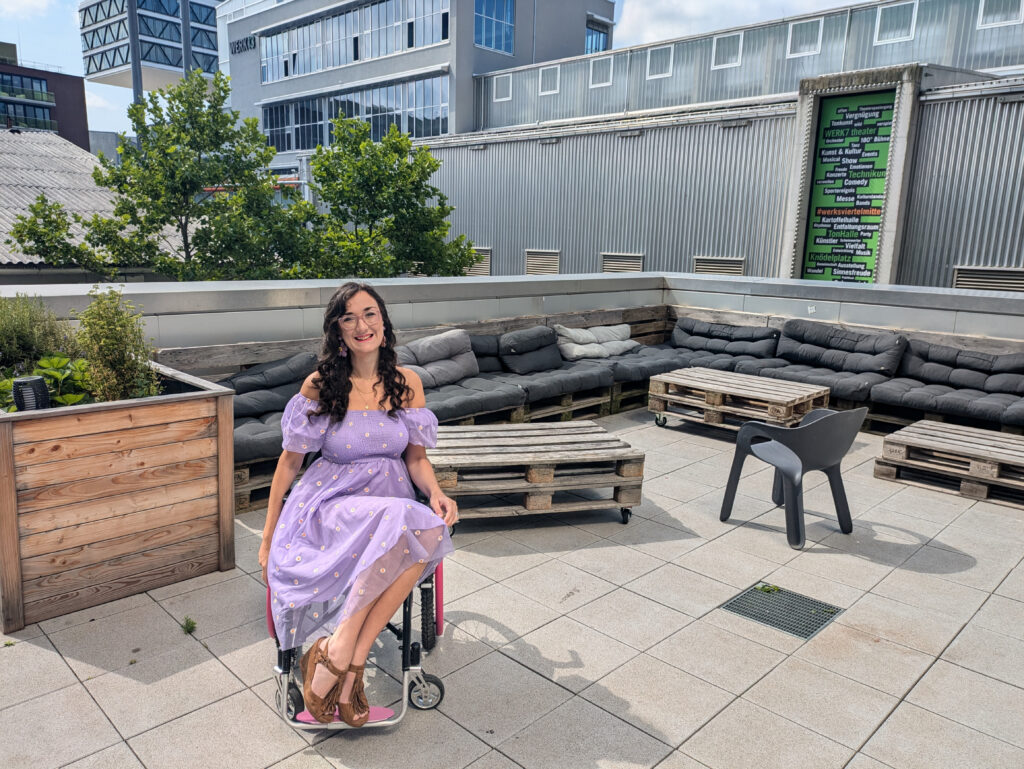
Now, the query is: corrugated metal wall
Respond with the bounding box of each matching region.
[898,91,1024,286]
[431,110,797,276]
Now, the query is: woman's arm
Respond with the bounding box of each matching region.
[400,367,459,527]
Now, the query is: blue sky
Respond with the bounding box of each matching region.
[1,0,851,134]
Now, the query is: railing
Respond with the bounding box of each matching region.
[3,115,59,131]
[0,56,64,73]
[0,84,56,103]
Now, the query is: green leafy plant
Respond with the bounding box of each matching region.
[181,616,197,635]
[74,287,160,403]
[754,583,781,594]
[32,356,92,407]
[0,294,79,374]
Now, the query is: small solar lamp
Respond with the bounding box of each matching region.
[12,376,50,410]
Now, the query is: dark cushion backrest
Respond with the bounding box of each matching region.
[394,329,479,388]
[499,326,563,374]
[672,317,779,358]
[218,351,318,395]
[777,319,906,375]
[899,338,1024,394]
[470,333,502,372]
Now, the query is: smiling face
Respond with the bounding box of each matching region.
[338,290,384,354]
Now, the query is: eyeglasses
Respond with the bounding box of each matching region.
[339,310,382,330]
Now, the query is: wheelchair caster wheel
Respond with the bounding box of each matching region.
[277,683,304,720]
[654,414,667,428]
[620,508,631,524]
[409,673,444,710]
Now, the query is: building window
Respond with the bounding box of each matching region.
[493,73,512,102]
[81,18,128,51]
[875,1,917,44]
[80,0,127,28]
[646,45,673,79]
[539,65,559,95]
[585,22,609,54]
[138,14,182,44]
[138,0,180,18]
[189,2,216,26]
[409,0,449,48]
[263,103,292,152]
[191,27,218,51]
[589,56,613,88]
[978,0,1023,27]
[787,18,822,57]
[294,98,324,150]
[711,32,742,69]
[0,101,55,130]
[84,43,129,74]
[525,250,559,275]
[0,73,52,101]
[140,40,182,67]
[475,0,514,54]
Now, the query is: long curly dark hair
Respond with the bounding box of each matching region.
[312,281,411,422]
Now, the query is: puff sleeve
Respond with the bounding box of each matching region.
[281,394,331,454]
[400,407,439,448]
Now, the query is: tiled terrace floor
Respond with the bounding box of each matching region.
[4,409,1024,769]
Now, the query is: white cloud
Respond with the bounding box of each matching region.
[85,88,116,112]
[0,0,57,20]
[615,0,851,47]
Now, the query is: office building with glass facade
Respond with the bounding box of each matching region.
[0,43,90,150]
[79,0,219,90]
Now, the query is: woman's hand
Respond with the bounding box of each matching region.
[258,537,272,584]
[429,491,459,527]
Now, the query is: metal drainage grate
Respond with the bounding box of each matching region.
[720,583,843,640]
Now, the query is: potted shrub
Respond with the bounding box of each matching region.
[0,290,235,632]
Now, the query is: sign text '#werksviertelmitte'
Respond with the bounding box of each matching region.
[802,90,895,282]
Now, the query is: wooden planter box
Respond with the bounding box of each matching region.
[0,363,235,632]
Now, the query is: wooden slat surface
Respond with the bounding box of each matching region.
[10,400,216,444]
[0,422,24,632]
[216,393,235,571]
[22,552,220,626]
[430,446,643,467]
[13,417,216,467]
[651,368,829,406]
[16,458,218,514]
[15,437,218,490]
[19,495,219,559]
[654,392,807,422]
[886,420,1024,465]
[17,477,218,537]
[444,473,642,496]
[458,498,626,519]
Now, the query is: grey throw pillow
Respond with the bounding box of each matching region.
[590,324,631,343]
[558,341,610,361]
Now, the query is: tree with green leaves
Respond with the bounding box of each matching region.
[296,118,479,279]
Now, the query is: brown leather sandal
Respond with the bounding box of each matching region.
[339,663,370,727]
[299,637,342,724]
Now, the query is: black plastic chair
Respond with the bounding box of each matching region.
[719,408,868,549]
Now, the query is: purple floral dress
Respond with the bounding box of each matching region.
[268,394,453,649]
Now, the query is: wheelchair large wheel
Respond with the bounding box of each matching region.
[276,682,304,720]
[420,585,436,652]
[409,673,444,710]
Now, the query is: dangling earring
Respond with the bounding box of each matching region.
[339,343,348,357]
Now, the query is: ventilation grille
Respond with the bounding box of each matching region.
[953,267,1024,292]
[525,250,560,275]
[693,256,745,275]
[466,248,491,276]
[721,583,843,640]
[602,253,644,273]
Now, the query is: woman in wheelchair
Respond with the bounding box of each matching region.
[259,281,457,726]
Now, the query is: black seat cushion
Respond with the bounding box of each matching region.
[470,333,502,372]
[748,364,887,402]
[218,351,317,396]
[498,326,564,374]
[234,412,285,463]
[671,317,779,359]
[234,381,305,418]
[775,318,906,375]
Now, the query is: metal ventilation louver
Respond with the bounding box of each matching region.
[602,253,644,273]
[525,250,560,275]
[953,267,1024,292]
[693,256,745,275]
[466,248,491,276]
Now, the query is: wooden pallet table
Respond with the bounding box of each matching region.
[427,421,645,523]
[648,368,830,430]
[874,420,1024,507]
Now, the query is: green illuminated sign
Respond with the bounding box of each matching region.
[802,90,895,282]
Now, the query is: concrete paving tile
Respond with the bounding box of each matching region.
[907,660,1024,748]
[38,593,154,634]
[643,474,716,504]
[157,573,267,639]
[836,593,965,656]
[803,476,900,518]
[434,558,495,604]
[501,520,601,556]
[681,698,852,769]
[794,623,933,698]
[996,564,1024,601]
[62,742,143,769]
[929,525,1024,563]
[629,490,688,521]
[502,559,616,613]
[503,616,638,693]
[714,522,804,565]
[973,594,1024,641]
[870,569,988,621]
[649,621,785,694]
[234,508,268,535]
[558,539,665,585]
[0,684,120,769]
[555,509,654,538]
[449,535,551,582]
[268,749,336,769]
[0,634,77,709]
[437,652,571,746]
[622,427,688,451]
[317,707,489,769]
[85,643,244,738]
[1,622,42,642]
[129,689,306,769]
[445,583,560,648]
[146,568,247,601]
[852,505,947,540]
[762,566,865,608]
[569,588,693,651]
[234,529,263,574]
[862,702,1024,769]
[582,654,734,747]
[500,696,671,769]
[748,507,838,544]
[899,544,1014,592]
[873,486,974,525]
[786,543,895,591]
[48,602,196,680]
[681,488,776,525]
[203,617,278,686]
[844,755,894,769]
[818,521,924,567]
[465,750,524,769]
[701,609,805,655]
[744,657,898,749]
[942,624,1024,689]
[654,752,712,769]
[626,564,738,618]
[416,624,492,679]
[947,505,1024,545]
[609,519,707,561]
[673,540,778,588]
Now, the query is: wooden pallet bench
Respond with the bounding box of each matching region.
[874,420,1024,507]
[427,421,645,523]
[648,368,830,430]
